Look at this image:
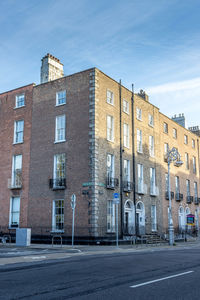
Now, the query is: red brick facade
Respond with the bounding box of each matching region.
[0,84,34,229]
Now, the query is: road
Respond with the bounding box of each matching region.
[0,246,200,299]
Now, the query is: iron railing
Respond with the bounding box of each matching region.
[186,196,193,203]
[49,178,66,189]
[165,191,174,200]
[106,177,119,189]
[175,193,183,201]
[123,181,133,192]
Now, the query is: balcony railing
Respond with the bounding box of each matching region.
[8,178,22,189]
[165,191,174,200]
[49,178,66,190]
[106,177,119,189]
[194,196,200,205]
[186,195,193,204]
[123,181,133,192]
[175,193,183,201]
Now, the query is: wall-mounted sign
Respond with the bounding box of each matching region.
[187,214,195,225]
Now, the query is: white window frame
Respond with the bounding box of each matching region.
[55,115,66,143]
[107,154,115,187]
[123,99,129,114]
[175,176,180,194]
[173,128,177,139]
[52,199,64,232]
[124,159,130,182]
[194,182,198,199]
[107,115,114,142]
[149,135,154,157]
[137,129,143,153]
[15,94,25,108]
[9,197,20,228]
[123,123,129,148]
[184,135,188,144]
[192,139,195,148]
[107,200,115,232]
[185,153,189,170]
[12,155,22,187]
[136,107,142,121]
[56,90,66,106]
[164,143,169,154]
[54,154,65,179]
[106,90,114,105]
[193,156,196,173]
[148,114,154,127]
[164,122,168,133]
[186,179,190,196]
[137,164,144,193]
[150,167,156,195]
[151,205,157,231]
[14,120,24,144]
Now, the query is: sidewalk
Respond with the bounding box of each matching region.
[2,238,200,253]
[0,239,200,267]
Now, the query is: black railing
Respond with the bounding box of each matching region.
[186,196,193,203]
[165,191,174,200]
[175,193,183,201]
[49,178,66,190]
[123,181,133,192]
[194,197,199,205]
[106,177,119,189]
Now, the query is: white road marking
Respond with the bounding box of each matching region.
[23,256,47,260]
[130,271,194,288]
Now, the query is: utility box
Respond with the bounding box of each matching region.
[16,228,31,246]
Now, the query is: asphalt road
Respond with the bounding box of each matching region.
[0,247,200,300]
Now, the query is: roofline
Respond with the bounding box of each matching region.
[0,83,36,95]
[35,67,95,88]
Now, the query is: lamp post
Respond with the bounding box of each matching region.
[166,147,183,246]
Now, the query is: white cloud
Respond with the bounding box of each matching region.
[146,78,200,127]
[147,77,200,94]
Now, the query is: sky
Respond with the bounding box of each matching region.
[1,0,200,127]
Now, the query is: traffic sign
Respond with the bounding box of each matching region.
[113,198,120,204]
[113,193,120,204]
[113,193,119,199]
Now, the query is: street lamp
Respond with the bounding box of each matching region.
[166,147,183,245]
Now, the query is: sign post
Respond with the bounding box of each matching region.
[113,193,120,248]
[71,194,76,248]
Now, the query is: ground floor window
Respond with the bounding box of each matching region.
[107,200,115,232]
[9,197,20,228]
[52,200,64,231]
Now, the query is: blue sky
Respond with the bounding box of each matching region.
[1,0,200,126]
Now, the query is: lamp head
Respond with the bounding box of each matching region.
[174,160,183,167]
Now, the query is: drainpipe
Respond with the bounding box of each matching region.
[131,84,137,238]
[119,79,123,237]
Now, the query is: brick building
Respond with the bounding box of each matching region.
[0,54,199,241]
[0,84,34,229]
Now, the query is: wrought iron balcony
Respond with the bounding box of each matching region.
[106,177,119,189]
[165,191,174,200]
[49,178,66,190]
[175,193,183,201]
[194,197,199,205]
[186,195,193,203]
[123,181,133,192]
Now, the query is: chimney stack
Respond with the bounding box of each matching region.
[171,113,185,128]
[40,53,64,84]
